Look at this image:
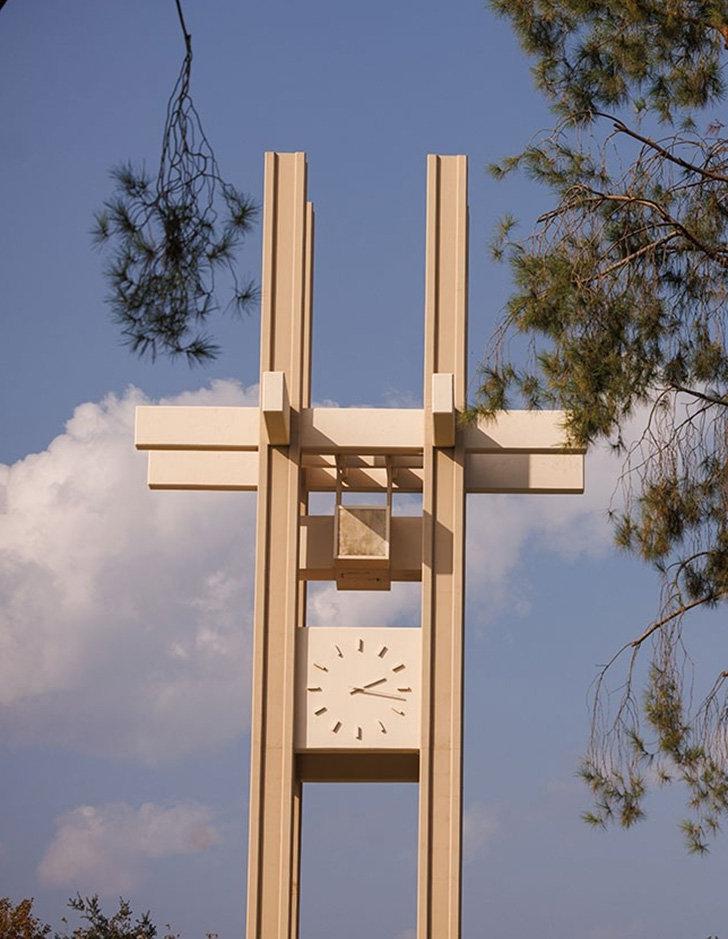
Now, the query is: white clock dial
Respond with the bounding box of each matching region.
[295,627,421,751]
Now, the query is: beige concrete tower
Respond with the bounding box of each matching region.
[134,152,585,938]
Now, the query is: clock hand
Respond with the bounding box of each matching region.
[349,678,388,694]
[356,690,407,702]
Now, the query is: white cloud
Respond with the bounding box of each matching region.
[382,388,421,408]
[308,580,420,628]
[0,380,257,761]
[38,801,219,894]
[462,801,501,861]
[465,443,622,627]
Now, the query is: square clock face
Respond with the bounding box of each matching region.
[295,627,421,752]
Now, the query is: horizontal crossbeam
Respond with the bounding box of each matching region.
[465,453,584,494]
[296,752,419,783]
[136,405,585,455]
[147,450,258,490]
[146,449,583,493]
[138,404,584,494]
[135,406,259,451]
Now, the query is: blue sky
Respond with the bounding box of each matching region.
[1,2,727,938]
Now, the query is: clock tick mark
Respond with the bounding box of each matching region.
[335,644,343,658]
[378,721,387,734]
[332,721,342,733]
[307,686,322,692]
[377,645,388,658]
[357,638,364,652]
[392,664,405,672]
[314,662,328,672]
[356,726,362,740]
[392,708,405,716]
[397,687,412,693]
[314,707,327,716]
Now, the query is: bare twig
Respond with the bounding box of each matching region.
[630,595,721,649]
[593,113,728,184]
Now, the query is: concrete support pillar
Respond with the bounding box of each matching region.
[245,152,313,939]
[418,154,468,939]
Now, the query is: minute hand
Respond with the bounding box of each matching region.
[354,689,407,702]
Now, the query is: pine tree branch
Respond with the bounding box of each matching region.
[631,594,722,649]
[487,0,728,853]
[670,386,728,407]
[594,233,678,279]
[174,0,192,54]
[584,189,728,267]
[594,113,728,184]
[668,550,713,576]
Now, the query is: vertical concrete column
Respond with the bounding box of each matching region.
[418,154,468,939]
[290,200,314,939]
[246,152,313,939]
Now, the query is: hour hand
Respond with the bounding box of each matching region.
[362,677,387,689]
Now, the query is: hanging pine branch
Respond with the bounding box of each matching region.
[93,1,257,363]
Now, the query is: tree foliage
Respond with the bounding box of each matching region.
[55,896,163,939]
[0,897,50,939]
[93,1,257,363]
[480,0,728,851]
[489,0,728,121]
[0,896,217,939]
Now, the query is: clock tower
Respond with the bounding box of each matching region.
[134,151,585,937]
